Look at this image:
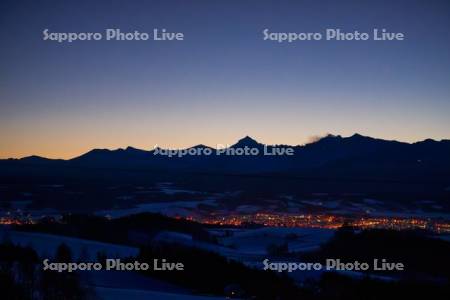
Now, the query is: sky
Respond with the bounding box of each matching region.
[1,0,450,159]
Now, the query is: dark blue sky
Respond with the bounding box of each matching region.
[1,0,449,158]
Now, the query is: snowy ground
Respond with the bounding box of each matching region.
[0,229,138,260]
[0,228,226,299]
[153,227,335,266]
[153,230,265,263]
[154,227,400,283]
[217,227,335,254]
[97,199,218,219]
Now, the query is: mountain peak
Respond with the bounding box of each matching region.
[349,133,369,139]
[239,135,258,143]
[233,136,262,148]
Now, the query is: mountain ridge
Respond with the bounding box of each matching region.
[1,134,449,181]
[6,133,449,161]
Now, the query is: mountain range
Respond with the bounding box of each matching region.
[2,134,450,183]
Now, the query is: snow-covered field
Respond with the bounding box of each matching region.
[153,231,262,263]
[153,227,335,266]
[0,229,138,260]
[217,227,335,254]
[0,228,227,299]
[97,199,218,218]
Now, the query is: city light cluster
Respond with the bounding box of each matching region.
[186,213,450,233]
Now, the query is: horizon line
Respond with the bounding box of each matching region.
[2,132,450,161]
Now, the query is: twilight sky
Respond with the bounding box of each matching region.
[1,0,450,159]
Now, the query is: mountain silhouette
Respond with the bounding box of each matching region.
[1,134,450,182]
[231,136,263,148]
